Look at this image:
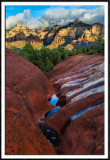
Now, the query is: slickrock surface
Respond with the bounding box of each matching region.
[6,48,56,155]
[46,55,104,154]
[60,105,104,155]
[5,49,104,155]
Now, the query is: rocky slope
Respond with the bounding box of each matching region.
[5,48,104,155]
[46,55,104,154]
[6,48,56,154]
[6,24,38,38]
[6,19,104,49]
[49,19,104,48]
[6,32,42,44]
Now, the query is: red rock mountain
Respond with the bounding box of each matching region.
[6,32,42,43]
[6,19,104,48]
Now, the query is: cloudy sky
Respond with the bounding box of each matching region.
[6,5,104,30]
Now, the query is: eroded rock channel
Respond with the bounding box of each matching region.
[37,94,61,147]
[6,49,104,155]
[44,55,104,154]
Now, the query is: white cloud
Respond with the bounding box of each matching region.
[81,6,104,24]
[6,9,31,29]
[6,6,104,30]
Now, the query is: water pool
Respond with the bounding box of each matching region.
[50,94,59,106]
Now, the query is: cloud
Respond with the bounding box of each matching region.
[6,6,104,30]
[81,6,104,24]
[6,9,31,29]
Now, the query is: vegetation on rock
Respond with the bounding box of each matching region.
[17,38,104,74]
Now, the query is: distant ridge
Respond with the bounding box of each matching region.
[6,19,104,48]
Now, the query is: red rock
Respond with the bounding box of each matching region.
[46,55,104,80]
[46,54,104,155]
[46,92,104,133]
[6,48,56,155]
[5,49,104,155]
[59,105,104,155]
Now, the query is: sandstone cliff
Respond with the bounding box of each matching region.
[6,20,104,48]
[6,32,42,44]
[6,24,38,38]
[92,23,104,35]
[51,21,104,46]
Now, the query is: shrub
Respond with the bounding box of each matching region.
[86,51,92,55]
[19,43,36,61]
[76,47,81,55]
[11,47,18,53]
[82,47,86,54]
[45,57,53,72]
[18,42,104,74]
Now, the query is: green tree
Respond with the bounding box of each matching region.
[51,49,62,65]
[35,60,46,73]
[19,43,36,61]
[76,47,81,54]
[45,57,53,72]
[70,49,76,56]
[90,45,94,50]
[40,47,52,63]
[97,36,102,42]
[21,43,35,54]
[82,47,86,54]
[86,50,92,55]
[57,46,65,53]
[100,40,104,55]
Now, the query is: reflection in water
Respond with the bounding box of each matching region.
[44,94,60,118]
[44,107,61,118]
[37,121,60,147]
[71,103,104,120]
[50,94,59,106]
[37,95,61,147]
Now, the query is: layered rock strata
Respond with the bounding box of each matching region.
[6,20,104,48]
[46,55,104,154]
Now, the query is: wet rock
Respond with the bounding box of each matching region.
[46,55,104,155]
[56,95,67,107]
[46,91,104,132]
[6,48,104,155]
[60,105,104,155]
